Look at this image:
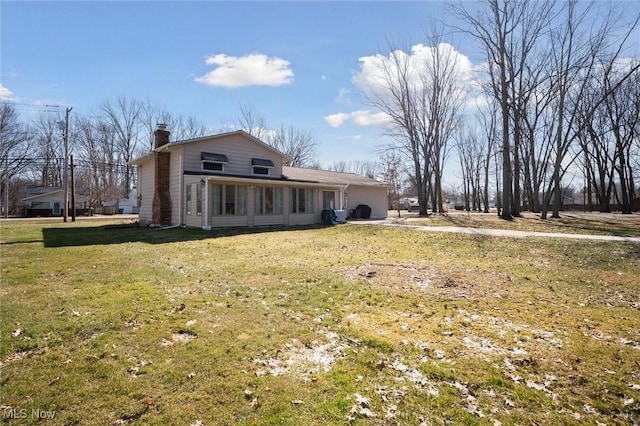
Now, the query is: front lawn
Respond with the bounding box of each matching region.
[1,218,639,425]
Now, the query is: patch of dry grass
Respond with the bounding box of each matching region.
[1,217,639,425]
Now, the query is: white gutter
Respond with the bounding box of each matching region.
[201,174,345,190]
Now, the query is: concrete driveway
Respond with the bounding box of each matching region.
[350,218,640,243]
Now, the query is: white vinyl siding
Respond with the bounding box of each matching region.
[137,161,155,225]
[181,134,283,177]
[346,185,389,219]
[169,148,183,225]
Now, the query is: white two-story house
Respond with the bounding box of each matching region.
[128,125,388,228]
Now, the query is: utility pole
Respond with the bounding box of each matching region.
[70,154,76,222]
[60,107,72,222]
[3,149,7,219]
[3,130,7,219]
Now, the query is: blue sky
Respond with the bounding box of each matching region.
[2,1,639,182]
[0,1,468,167]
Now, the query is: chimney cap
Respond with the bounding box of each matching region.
[156,123,168,131]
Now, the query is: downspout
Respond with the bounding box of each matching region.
[179,153,184,227]
[203,178,211,230]
[341,185,349,211]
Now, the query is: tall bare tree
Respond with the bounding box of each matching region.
[379,150,407,216]
[141,102,212,149]
[232,105,318,167]
[420,30,465,213]
[0,104,33,215]
[268,124,317,167]
[541,1,639,218]
[359,29,465,215]
[574,59,640,213]
[100,97,144,197]
[476,100,499,213]
[31,113,64,186]
[361,43,428,213]
[453,0,553,219]
[75,116,123,207]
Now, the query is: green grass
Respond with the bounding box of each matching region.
[1,217,639,425]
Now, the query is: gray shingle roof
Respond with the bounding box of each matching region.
[282,166,387,187]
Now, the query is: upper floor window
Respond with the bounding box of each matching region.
[202,152,228,172]
[252,158,274,176]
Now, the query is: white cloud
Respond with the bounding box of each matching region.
[0,84,17,101]
[351,110,390,126]
[324,112,350,128]
[195,53,294,88]
[323,109,391,128]
[320,75,328,81]
[352,43,476,104]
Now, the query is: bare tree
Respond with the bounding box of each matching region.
[233,105,318,167]
[420,30,465,213]
[361,42,428,214]
[75,116,122,208]
[541,1,639,218]
[359,29,465,215]
[457,128,486,211]
[31,113,64,186]
[453,0,553,219]
[233,104,271,141]
[0,104,33,215]
[475,100,499,213]
[574,59,640,213]
[141,102,212,149]
[268,124,317,167]
[379,150,407,216]
[327,160,379,178]
[99,97,144,197]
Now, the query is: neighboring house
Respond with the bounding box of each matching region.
[102,187,139,214]
[21,186,90,217]
[128,125,388,228]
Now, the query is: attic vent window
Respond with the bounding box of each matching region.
[251,158,274,175]
[201,152,229,171]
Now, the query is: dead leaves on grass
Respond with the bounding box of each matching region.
[343,262,476,300]
[253,329,349,378]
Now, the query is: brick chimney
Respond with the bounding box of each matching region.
[152,124,172,225]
